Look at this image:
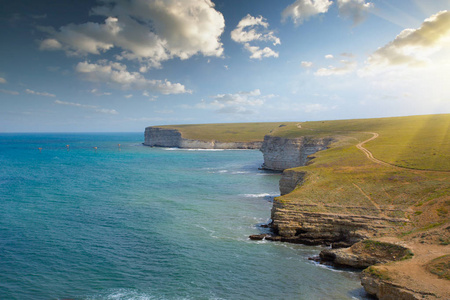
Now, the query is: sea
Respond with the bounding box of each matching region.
[0,133,369,300]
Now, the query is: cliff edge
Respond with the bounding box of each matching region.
[260,135,333,171]
[144,126,262,149]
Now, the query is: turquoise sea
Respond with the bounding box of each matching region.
[0,133,368,299]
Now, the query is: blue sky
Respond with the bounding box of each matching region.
[1,0,449,132]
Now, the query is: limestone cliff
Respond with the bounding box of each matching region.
[260,135,333,171]
[269,200,408,245]
[144,127,262,149]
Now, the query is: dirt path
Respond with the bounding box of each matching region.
[356,132,395,168]
[374,237,450,299]
[356,132,450,173]
[352,182,387,217]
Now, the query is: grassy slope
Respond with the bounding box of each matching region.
[154,122,296,142]
[274,114,449,238]
[271,114,450,171]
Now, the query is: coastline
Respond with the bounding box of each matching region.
[144,124,450,299]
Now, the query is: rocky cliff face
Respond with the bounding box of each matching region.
[144,127,262,149]
[144,127,182,147]
[270,200,408,245]
[260,135,333,171]
[279,169,306,195]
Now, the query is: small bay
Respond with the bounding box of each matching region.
[0,133,368,299]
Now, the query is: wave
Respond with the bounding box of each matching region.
[241,193,278,198]
[163,148,224,151]
[86,289,157,300]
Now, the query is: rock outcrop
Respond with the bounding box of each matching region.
[144,127,262,149]
[360,267,439,300]
[260,135,333,171]
[319,240,413,268]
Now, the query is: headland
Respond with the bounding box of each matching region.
[144,114,450,299]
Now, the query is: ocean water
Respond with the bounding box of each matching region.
[0,133,368,300]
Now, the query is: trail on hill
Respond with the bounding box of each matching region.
[356,132,395,168]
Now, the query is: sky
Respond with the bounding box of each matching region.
[1,0,449,132]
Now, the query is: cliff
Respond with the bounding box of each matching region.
[144,127,262,149]
[260,135,333,171]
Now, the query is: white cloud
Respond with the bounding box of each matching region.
[39,0,225,69]
[366,10,450,69]
[25,89,56,97]
[337,0,373,25]
[244,44,279,59]
[198,89,272,114]
[325,54,334,59]
[0,77,6,84]
[231,14,280,45]
[76,60,191,94]
[90,88,112,96]
[315,60,357,76]
[39,38,62,51]
[231,14,280,59]
[54,99,118,114]
[0,89,19,95]
[124,94,133,98]
[301,61,313,68]
[282,0,333,25]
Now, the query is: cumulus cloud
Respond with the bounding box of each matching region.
[0,77,6,84]
[325,54,334,59]
[75,60,191,94]
[25,89,56,97]
[0,89,19,95]
[39,38,62,51]
[367,10,450,68]
[282,0,333,25]
[231,14,280,45]
[337,0,373,25]
[244,44,279,59]
[198,89,273,114]
[54,99,118,114]
[39,0,225,68]
[301,61,313,68]
[315,59,357,76]
[231,14,280,59]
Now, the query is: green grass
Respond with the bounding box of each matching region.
[426,255,450,280]
[359,240,414,261]
[154,122,295,142]
[155,114,450,171]
[364,266,392,281]
[270,114,450,171]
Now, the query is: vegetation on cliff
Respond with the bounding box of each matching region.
[153,122,294,142]
[272,114,449,241]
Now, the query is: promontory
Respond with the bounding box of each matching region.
[144,114,450,299]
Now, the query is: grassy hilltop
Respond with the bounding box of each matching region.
[156,122,296,142]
